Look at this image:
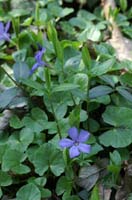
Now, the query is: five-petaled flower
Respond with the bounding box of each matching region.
[30,46,47,74]
[59,127,91,158]
[0,21,10,42]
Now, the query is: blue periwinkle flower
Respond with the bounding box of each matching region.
[0,21,10,42]
[30,46,47,74]
[59,127,91,158]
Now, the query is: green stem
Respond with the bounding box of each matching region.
[2,67,17,85]
[1,67,23,90]
[70,92,76,106]
[86,77,91,130]
[50,102,62,139]
[9,38,19,50]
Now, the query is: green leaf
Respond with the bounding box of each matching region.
[90,185,100,200]
[60,7,74,18]
[10,115,23,129]
[62,193,80,200]
[64,55,81,71]
[0,144,7,164]
[69,106,81,127]
[110,150,121,166]
[21,78,43,90]
[31,107,47,121]
[13,164,30,174]
[100,75,118,87]
[40,188,51,198]
[28,177,47,187]
[78,10,96,21]
[99,128,132,148]
[102,106,132,128]
[13,62,30,82]
[82,45,91,70]
[8,128,34,152]
[0,187,2,198]
[116,86,132,103]
[120,73,132,87]
[2,148,26,172]
[91,58,115,77]
[20,127,34,146]
[47,22,63,63]
[16,183,41,200]
[54,103,67,119]
[0,171,12,186]
[56,176,72,195]
[89,118,100,133]
[86,26,101,42]
[53,83,79,92]
[120,0,127,11]
[30,143,65,176]
[44,67,51,91]
[73,73,88,92]
[9,8,30,17]
[0,87,21,109]
[12,49,27,62]
[89,85,113,99]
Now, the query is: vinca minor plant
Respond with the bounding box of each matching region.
[0,0,132,200]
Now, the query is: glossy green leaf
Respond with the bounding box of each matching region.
[16,183,41,200]
[13,164,30,174]
[56,176,72,195]
[102,106,132,128]
[120,73,132,87]
[90,185,100,200]
[12,49,27,62]
[40,188,51,198]
[47,22,63,63]
[0,171,12,186]
[30,143,65,176]
[120,0,127,11]
[53,83,79,92]
[82,45,91,70]
[10,115,23,129]
[89,85,113,99]
[116,86,132,102]
[91,58,115,77]
[110,150,121,166]
[13,61,30,82]
[2,148,26,172]
[99,128,132,148]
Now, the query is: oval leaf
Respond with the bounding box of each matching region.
[16,183,41,200]
[102,106,132,128]
[89,85,113,99]
[91,58,115,77]
[13,61,30,82]
[99,128,132,148]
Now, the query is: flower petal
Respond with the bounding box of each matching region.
[0,22,4,33]
[59,138,74,148]
[0,36,4,40]
[35,47,46,62]
[78,143,91,153]
[78,129,90,142]
[69,146,80,158]
[30,63,39,74]
[5,21,10,32]
[68,127,78,141]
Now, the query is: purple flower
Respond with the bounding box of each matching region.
[30,46,47,74]
[59,127,91,158]
[0,21,10,42]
